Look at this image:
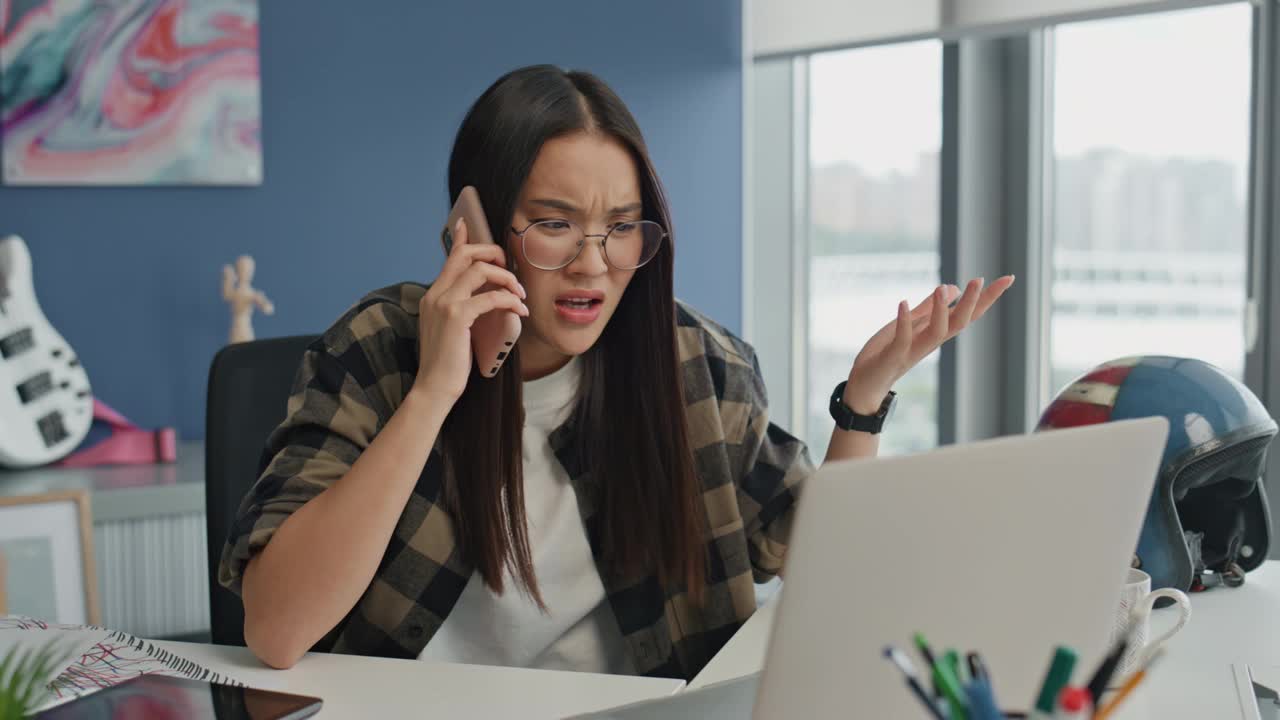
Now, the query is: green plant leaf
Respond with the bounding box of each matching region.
[0,640,70,719]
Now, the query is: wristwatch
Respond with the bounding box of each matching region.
[829,381,897,434]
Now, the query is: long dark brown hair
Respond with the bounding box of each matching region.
[440,65,706,606]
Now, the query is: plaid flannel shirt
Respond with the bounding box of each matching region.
[218,282,814,680]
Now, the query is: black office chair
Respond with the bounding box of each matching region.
[205,334,318,646]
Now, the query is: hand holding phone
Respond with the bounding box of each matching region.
[412,189,528,403]
[440,187,524,379]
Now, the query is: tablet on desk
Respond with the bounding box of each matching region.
[33,675,323,720]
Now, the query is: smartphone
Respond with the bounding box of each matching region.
[441,186,522,378]
[34,674,323,720]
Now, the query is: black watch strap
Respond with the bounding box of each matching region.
[829,381,896,434]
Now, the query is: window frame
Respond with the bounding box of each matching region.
[1248,0,1280,554]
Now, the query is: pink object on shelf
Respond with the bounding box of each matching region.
[54,400,177,468]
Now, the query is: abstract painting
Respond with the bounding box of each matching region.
[0,0,261,185]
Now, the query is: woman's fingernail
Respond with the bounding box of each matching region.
[455,218,464,232]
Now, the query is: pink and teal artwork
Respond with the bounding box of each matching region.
[0,0,261,185]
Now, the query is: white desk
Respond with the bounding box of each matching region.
[149,640,684,719]
[692,560,1280,718]
[21,562,1274,718]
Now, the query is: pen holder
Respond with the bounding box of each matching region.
[885,639,1073,720]
[899,703,1025,719]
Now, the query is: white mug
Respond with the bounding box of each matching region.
[1110,568,1192,680]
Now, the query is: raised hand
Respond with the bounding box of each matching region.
[841,275,1015,413]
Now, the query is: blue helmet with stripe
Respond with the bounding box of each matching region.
[1037,356,1276,593]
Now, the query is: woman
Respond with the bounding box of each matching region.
[219,65,1012,679]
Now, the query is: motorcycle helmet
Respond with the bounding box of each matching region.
[1037,356,1276,592]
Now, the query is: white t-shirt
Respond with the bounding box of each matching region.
[418,357,635,674]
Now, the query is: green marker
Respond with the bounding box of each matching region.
[1031,646,1078,719]
[944,650,968,686]
[913,633,942,698]
[932,649,970,720]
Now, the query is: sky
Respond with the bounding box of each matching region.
[808,2,1252,181]
[809,40,943,177]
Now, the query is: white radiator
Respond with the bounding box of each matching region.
[94,513,209,639]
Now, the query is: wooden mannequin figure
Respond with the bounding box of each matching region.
[222,255,274,344]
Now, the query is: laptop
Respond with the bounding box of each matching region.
[565,673,762,719]
[570,416,1168,719]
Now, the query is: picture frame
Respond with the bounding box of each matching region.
[0,491,100,625]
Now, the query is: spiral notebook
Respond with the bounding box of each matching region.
[0,616,243,713]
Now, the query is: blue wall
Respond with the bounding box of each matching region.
[0,0,743,441]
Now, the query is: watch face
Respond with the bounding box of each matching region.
[883,393,898,422]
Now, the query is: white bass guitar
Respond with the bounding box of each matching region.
[0,235,93,468]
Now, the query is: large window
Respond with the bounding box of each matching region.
[749,1,1278,551]
[1048,5,1252,397]
[807,41,943,458]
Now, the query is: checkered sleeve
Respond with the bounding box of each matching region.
[738,350,815,582]
[218,333,387,595]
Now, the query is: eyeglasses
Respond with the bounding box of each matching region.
[510,219,667,271]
